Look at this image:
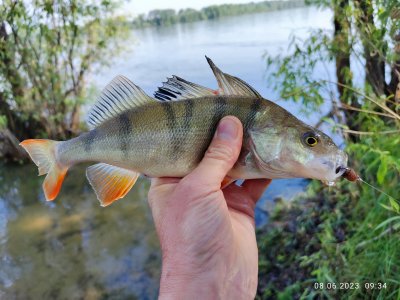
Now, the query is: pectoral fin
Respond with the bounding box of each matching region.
[86,163,140,207]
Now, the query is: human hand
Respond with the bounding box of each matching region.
[148,116,271,299]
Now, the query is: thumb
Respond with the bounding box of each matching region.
[188,116,243,188]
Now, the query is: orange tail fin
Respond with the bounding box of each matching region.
[20,139,68,201]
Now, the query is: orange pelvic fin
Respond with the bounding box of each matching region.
[20,139,68,201]
[86,163,140,207]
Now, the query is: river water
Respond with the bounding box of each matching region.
[0,6,333,299]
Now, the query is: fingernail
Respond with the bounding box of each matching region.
[217,118,239,140]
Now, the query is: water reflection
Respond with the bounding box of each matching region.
[0,163,307,299]
[0,165,160,299]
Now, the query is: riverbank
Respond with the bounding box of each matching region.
[257,182,399,299]
[131,0,305,28]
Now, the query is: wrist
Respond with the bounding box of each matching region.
[159,270,221,299]
[158,258,257,299]
[159,257,223,298]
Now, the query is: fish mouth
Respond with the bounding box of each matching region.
[335,166,347,177]
[305,152,348,183]
[321,167,347,185]
[321,167,346,185]
[322,163,346,182]
[321,151,348,182]
[334,152,349,179]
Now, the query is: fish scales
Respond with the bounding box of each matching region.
[57,96,269,177]
[20,57,348,205]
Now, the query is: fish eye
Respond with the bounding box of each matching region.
[303,132,319,147]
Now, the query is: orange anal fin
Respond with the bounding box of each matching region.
[86,163,140,207]
[221,176,235,189]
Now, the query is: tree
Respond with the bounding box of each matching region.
[0,0,129,161]
[148,9,177,26]
[178,8,204,23]
[266,0,400,130]
[333,1,356,111]
[131,1,306,28]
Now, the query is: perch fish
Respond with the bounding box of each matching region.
[20,57,349,206]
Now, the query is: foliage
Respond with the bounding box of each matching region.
[132,1,305,28]
[266,0,399,112]
[0,0,130,160]
[257,0,400,298]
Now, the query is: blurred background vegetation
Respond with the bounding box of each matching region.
[0,0,399,299]
[131,0,304,28]
[0,0,129,161]
[257,0,400,299]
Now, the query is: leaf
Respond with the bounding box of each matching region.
[379,203,394,212]
[0,115,7,130]
[375,216,400,230]
[377,157,388,185]
[389,198,400,213]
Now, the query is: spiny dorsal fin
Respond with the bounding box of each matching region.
[86,163,140,207]
[205,56,262,98]
[154,76,216,101]
[87,76,156,128]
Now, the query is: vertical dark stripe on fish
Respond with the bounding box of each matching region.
[161,102,179,158]
[118,112,132,157]
[84,129,98,152]
[211,96,228,132]
[183,99,194,129]
[179,99,194,152]
[196,96,227,161]
[244,98,262,137]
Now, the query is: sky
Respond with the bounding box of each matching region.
[122,0,266,16]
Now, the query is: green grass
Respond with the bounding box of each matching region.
[256,178,400,299]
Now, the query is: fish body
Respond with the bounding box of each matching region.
[20,57,348,206]
[58,96,265,177]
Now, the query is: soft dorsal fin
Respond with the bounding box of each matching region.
[205,56,262,98]
[86,163,140,207]
[154,76,216,101]
[87,76,156,128]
